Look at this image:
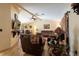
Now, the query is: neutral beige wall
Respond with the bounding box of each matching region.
[34,20,58,33]
[69,9,79,55]
[0,4,22,56]
[21,20,59,34]
[0,4,11,51]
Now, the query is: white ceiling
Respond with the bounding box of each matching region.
[18,3,70,23]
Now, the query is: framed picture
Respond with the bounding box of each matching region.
[14,13,18,20]
[44,24,50,29]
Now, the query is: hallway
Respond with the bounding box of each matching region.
[16,3,70,56]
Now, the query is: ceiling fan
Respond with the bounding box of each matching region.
[16,4,43,21]
[31,13,45,21]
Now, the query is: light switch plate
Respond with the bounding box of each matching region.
[0,29,2,32]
